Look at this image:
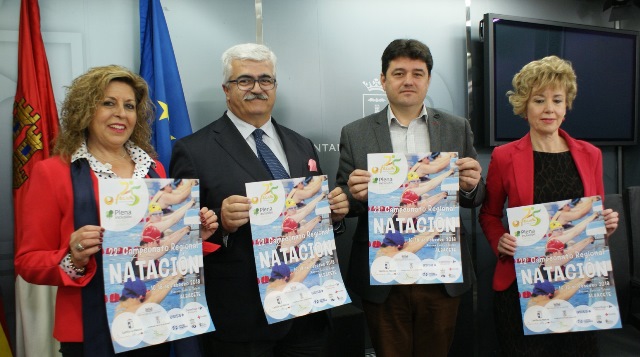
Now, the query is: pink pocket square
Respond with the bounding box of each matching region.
[308,159,317,171]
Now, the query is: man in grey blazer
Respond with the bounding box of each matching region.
[336,39,485,357]
[170,43,348,356]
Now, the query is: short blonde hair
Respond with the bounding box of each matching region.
[54,65,156,160]
[507,56,577,117]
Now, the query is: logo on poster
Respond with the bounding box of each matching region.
[375,154,402,175]
[250,184,279,217]
[250,182,280,205]
[512,206,542,228]
[512,206,543,240]
[102,180,142,206]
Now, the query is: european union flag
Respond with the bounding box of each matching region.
[140,0,192,169]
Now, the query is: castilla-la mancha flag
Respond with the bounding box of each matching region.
[13,0,60,356]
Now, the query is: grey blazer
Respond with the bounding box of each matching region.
[336,106,485,303]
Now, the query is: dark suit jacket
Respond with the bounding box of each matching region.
[170,113,323,342]
[336,106,486,303]
[478,129,604,292]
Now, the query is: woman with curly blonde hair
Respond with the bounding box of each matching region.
[479,56,619,355]
[15,65,216,356]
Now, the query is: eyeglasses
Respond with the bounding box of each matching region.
[227,76,277,91]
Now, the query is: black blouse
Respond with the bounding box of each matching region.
[533,151,584,204]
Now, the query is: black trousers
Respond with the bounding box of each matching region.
[494,283,598,356]
[201,313,329,357]
[59,342,170,357]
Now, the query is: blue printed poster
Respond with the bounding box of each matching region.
[507,196,621,335]
[367,152,462,285]
[246,175,351,324]
[99,178,214,353]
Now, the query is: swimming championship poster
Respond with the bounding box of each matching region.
[507,196,622,335]
[246,175,351,324]
[98,179,215,353]
[367,152,462,285]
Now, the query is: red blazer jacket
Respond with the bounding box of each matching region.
[478,129,604,291]
[14,156,166,342]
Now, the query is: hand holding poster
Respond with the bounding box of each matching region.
[246,175,351,324]
[507,196,621,335]
[367,152,462,285]
[99,178,214,352]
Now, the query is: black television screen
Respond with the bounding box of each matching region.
[483,13,639,146]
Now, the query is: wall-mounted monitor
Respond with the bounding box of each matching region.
[482,13,639,146]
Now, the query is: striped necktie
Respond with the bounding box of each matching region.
[253,129,290,180]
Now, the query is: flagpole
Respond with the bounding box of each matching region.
[255,0,263,44]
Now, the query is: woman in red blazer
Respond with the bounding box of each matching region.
[479,56,619,355]
[14,66,217,357]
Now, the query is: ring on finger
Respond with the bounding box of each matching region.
[75,242,85,252]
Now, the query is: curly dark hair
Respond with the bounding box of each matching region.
[54,65,157,160]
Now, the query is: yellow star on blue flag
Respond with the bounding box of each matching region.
[139,0,192,169]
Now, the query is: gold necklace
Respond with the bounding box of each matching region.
[90,149,128,170]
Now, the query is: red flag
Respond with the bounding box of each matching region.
[13,0,59,242]
[12,1,59,356]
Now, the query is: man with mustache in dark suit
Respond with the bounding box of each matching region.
[170,43,349,356]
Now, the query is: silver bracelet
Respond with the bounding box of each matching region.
[62,252,86,276]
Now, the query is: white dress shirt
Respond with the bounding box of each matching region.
[226,110,291,175]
